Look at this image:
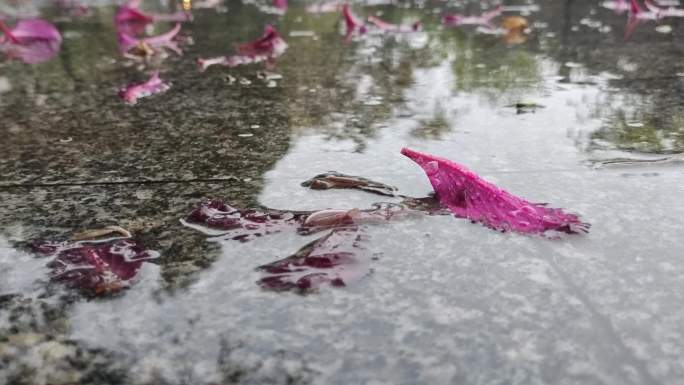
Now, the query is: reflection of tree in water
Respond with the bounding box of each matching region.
[538,0,684,155]
[576,73,684,155]
[279,6,434,151]
[448,32,543,104]
[577,70,684,155]
[410,100,451,139]
[591,106,684,154]
[280,5,547,146]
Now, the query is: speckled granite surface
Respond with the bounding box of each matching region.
[2,0,684,384]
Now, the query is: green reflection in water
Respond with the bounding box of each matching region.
[592,108,684,154]
[1,0,682,157]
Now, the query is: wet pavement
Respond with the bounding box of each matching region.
[1,0,684,384]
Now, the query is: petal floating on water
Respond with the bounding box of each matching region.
[401,147,590,234]
[181,199,308,241]
[33,238,158,296]
[256,228,370,293]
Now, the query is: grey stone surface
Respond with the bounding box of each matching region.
[1,0,684,384]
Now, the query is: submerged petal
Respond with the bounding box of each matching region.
[256,228,370,293]
[181,199,308,241]
[401,147,589,234]
[34,238,158,295]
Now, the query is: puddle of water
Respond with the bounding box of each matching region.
[2,0,684,384]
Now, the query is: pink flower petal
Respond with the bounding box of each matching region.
[143,22,183,53]
[182,199,308,241]
[342,3,366,39]
[182,199,406,241]
[273,0,288,11]
[197,25,288,72]
[367,15,421,32]
[629,0,658,18]
[401,147,589,234]
[115,0,191,37]
[119,70,171,105]
[0,19,62,64]
[623,0,659,38]
[115,3,191,26]
[115,4,154,25]
[34,238,158,295]
[301,171,398,196]
[236,24,284,55]
[117,23,183,55]
[442,5,502,28]
[256,228,369,292]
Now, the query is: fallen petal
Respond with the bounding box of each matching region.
[197,25,287,71]
[442,5,502,28]
[256,228,370,293]
[119,70,171,105]
[118,23,183,56]
[115,3,191,25]
[115,4,154,25]
[273,0,288,11]
[367,15,421,32]
[302,208,358,229]
[342,3,367,39]
[0,19,62,64]
[33,238,158,295]
[301,171,398,196]
[401,147,589,234]
[181,199,308,241]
